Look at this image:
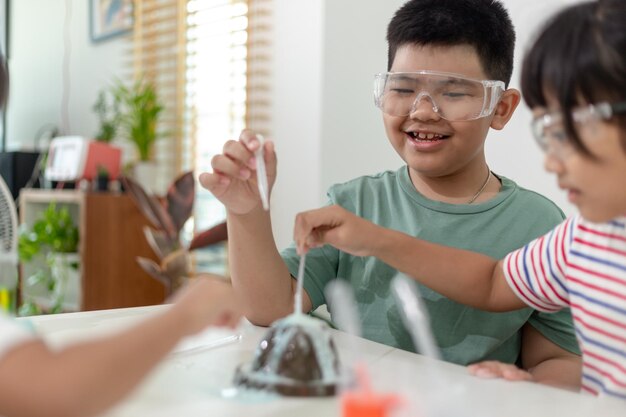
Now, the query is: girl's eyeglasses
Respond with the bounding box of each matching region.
[531,101,626,158]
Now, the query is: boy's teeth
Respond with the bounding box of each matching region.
[414,132,441,140]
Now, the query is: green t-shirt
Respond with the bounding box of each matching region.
[281,166,580,365]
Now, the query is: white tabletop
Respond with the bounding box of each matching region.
[21,305,626,417]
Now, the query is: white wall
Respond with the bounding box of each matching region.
[486,0,582,221]
[269,0,325,250]
[269,0,581,249]
[6,0,127,150]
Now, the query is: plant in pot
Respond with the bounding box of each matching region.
[113,79,164,193]
[18,202,80,315]
[93,89,120,143]
[96,164,110,192]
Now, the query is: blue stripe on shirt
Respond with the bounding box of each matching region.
[576,326,626,359]
[570,289,626,317]
[545,229,569,294]
[582,374,626,399]
[521,244,535,293]
[570,250,626,273]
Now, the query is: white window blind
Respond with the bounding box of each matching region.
[131,0,272,235]
[186,0,273,232]
[131,0,187,194]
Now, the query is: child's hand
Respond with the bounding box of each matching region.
[293,205,379,256]
[170,275,242,336]
[199,130,277,215]
[467,361,534,382]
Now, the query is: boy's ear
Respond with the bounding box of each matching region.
[490,88,521,130]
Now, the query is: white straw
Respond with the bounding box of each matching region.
[325,280,361,338]
[254,134,270,211]
[391,273,441,361]
[325,280,371,391]
[294,253,306,314]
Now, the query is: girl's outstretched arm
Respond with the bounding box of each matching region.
[294,205,526,312]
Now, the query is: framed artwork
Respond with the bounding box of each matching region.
[90,0,134,43]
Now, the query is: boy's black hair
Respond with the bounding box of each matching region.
[521,0,626,155]
[386,0,515,86]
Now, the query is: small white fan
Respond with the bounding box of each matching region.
[0,176,18,312]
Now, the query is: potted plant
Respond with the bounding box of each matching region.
[18,202,80,315]
[113,79,164,192]
[92,89,120,143]
[96,164,109,192]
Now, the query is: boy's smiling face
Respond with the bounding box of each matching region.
[383,44,508,180]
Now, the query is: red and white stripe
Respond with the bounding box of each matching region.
[504,216,626,400]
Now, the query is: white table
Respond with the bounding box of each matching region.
[21,306,625,417]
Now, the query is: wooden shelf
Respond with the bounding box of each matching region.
[19,189,166,311]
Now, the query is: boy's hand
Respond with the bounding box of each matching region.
[170,275,242,336]
[199,130,277,215]
[294,205,379,256]
[467,361,534,382]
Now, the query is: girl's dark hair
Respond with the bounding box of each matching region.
[0,52,7,109]
[387,0,515,86]
[521,0,626,155]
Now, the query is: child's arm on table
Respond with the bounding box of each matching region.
[200,130,312,326]
[0,276,241,417]
[469,324,581,390]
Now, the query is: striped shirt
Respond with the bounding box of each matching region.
[504,216,626,400]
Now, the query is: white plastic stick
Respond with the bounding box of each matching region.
[254,134,270,211]
[325,280,372,391]
[391,274,441,361]
[294,253,306,314]
[171,333,241,356]
[325,280,361,338]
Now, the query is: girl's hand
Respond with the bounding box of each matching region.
[468,361,534,382]
[293,205,380,256]
[199,130,277,215]
[170,275,242,336]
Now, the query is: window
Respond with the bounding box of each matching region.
[187,0,272,233]
[131,0,272,262]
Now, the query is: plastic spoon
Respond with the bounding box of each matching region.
[254,134,270,210]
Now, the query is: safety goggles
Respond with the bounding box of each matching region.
[373,71,505,121]
[531,101,626,158]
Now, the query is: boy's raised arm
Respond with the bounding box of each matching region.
[200,130,311,325]
[294,205,525,312]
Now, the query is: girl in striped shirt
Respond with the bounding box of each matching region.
[293,0,626,400]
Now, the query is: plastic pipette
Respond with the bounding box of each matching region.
[391,273,441,361]
[326,280,402,417]
[254,134,270,210]
[391,276,468,417]
[325,280,366,385]
[294,253,306,314]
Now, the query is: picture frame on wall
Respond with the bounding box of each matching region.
[90,0,134,43]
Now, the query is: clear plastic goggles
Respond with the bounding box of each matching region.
[374,71,505,121]
[531,101,626,158]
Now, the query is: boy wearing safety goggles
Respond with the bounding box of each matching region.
[201,0,581,388]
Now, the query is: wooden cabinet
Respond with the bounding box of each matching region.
[19,190,165,311]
